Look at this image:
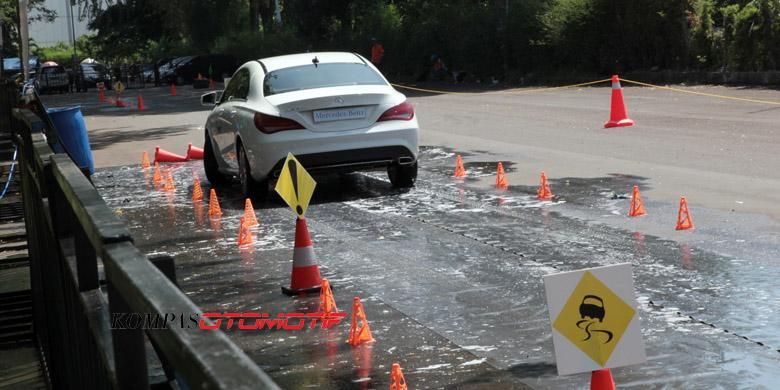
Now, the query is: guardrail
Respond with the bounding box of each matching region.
[12,108,279,389]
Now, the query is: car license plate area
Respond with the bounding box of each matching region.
[313,107,368,123]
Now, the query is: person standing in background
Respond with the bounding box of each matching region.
[370,38,384,70]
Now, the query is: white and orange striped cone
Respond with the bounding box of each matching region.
[282,217,323,295]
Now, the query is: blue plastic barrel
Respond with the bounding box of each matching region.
[46,106,94,174]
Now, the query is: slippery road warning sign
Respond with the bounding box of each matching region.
[543,263,645,376]
[275,153,316,218]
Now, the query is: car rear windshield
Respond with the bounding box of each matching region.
[263,63,386,96]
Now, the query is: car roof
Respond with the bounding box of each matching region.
[258,52,365,72]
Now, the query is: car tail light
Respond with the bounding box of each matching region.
[254,112,304,134]
[377,101,415,122]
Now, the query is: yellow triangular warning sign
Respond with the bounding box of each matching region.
[274,153,316,218]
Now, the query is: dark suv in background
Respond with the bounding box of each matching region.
[159,54,237,85]
[77,63,112,92]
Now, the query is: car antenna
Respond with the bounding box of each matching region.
[312,56,319,68]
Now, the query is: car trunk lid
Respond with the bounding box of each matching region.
[265,85,396,132]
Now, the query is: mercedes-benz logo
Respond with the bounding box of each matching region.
[335,97,344,104]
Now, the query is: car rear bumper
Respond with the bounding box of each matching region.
[240,120,419,180]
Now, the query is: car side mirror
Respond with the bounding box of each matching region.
[201,90,222,107]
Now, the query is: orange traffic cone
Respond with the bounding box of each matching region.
[453,155,466,178]
[676,196,694,230]
[237,216,254,247]
[163,170,175,192]
[390,363,408,390]
[197,73,204,80]
[186,143,204,160]
[141,151,150,169]
[98,88,105,103]
[604,75,634,128]
[628,185,647,217]
[116,98,128,107]
[318,279,338,313]
[152,162,162,184]
[590,368,615,390]
[208,189,222,217]
[137,95,145,111]
[154,146,187,163]
[537,171,554,200]
[170,83,177,97]
[282,217,323,295]
[192,177,204,201]
[347,296,375,346]
[243,198,259,227]
[495,162,508,189]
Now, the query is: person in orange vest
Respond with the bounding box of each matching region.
[370,38,385,69]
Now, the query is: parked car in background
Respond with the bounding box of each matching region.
[77,63,112,92]
[3,56,41,80]
[161,54,237,85]
[35,64,70,94]
[139,64,155,83]
[201,52,419,199]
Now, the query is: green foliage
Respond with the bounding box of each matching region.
[59,0,780,76]
[1,0,56,56]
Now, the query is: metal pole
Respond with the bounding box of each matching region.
[19,0,29,81]
[66,0,77,58]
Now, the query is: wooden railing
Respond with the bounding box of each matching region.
[13,108,279,390]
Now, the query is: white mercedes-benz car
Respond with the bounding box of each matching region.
[201,52,419,199]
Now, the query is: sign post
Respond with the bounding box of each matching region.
[543,263,645,385]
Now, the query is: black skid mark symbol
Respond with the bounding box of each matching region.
[288,159,303,215]
[577,320,614,343]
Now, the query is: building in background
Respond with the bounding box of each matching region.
[28,0,93,48]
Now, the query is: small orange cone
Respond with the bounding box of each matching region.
[628,185,647,217]
[604,75,634,128]
[192,177,204,201]
[137,95,146,111]
[453,155,466,178]
[347,296,375,346]
[186,143,204,160]
[390,363,408,390]
[237,216,253,247]
[537,171,554,200]
[282,217,323,295]
[163,170,175,192]
[152,162,162,184]
[141,151,150,169]
[98,88,105,103]
[243,198,259,227]
[495,162,508,189]
[208,189,222,217]
[590,368,615,390]
[170,83,177,97]
[318,279,338,313]
[154,146,187,163]
[676,196,694,230]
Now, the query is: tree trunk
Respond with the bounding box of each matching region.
[259,0,275,32]
[249,0,259,32]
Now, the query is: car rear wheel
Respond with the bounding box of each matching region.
[238,144,268,201]
[203,130,229,187]
[388,161,417,188]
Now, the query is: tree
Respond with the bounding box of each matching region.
[1,0,56,56]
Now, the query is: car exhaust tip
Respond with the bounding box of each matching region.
[398,157,414,165]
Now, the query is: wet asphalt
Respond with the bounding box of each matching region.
[93,147,780,389]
